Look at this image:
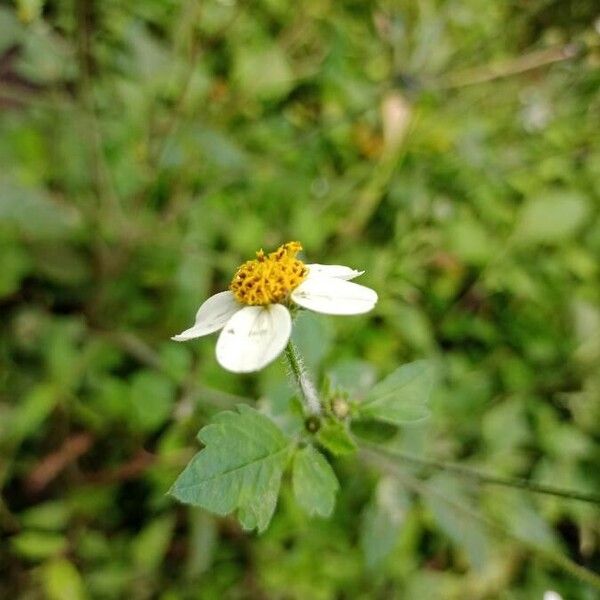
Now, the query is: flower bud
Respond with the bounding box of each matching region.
[331,398,350,419]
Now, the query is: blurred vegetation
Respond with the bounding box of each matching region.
[1,0,600,598]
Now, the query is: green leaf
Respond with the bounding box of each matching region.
[9,384,58,445]
[170,405,293,533]
[350,419,399,444]
[292,445,339,518]
[357,360,434,425]
[426,474,489,571]
[360,477,409,569]
[0,239,30,297]
[41,558,88,600]
[233,43,294,100]
[489,489,560,550]
[11,531,67,561]
[446,216,496,266]
[515,191,590,244]
[292,311,332,372]
[327,359,377,396]
[0,181,81,241]
[0,7,24,54]
[132,514,175,573]
[20,501,70,531]
[186,509,217,579]
[316,420,357,456]
[129,370,175,432]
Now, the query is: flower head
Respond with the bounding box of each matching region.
[229,241,307,305]
[172,241,378,373]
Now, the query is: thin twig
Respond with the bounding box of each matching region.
[26,433,94,493]
[82,449,192,485]
[75,0,121,219]
[437,42,584,90]
[367,445,600,505]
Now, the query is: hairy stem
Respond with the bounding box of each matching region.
[284,341,321,416]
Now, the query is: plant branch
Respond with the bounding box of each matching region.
[437,42,585,89]
[367,445,600,505]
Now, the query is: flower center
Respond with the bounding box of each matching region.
[229,241,308,306]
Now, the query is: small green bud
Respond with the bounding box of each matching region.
[331,398,350,419]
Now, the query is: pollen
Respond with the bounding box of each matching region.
[229,241,308,306]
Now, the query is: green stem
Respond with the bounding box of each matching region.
[366,445,600,505]
[284,341,321,416]
[362,448,600,590]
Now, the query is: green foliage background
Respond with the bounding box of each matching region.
[1,0,599,598]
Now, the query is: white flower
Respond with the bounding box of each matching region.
[172,241,378,373]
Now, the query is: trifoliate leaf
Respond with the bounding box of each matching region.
[169,405,293,533]
[357,360,434,425]
[292,445,339,518]
[316,420,357,456]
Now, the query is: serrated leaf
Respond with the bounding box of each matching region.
[292,445,339,518]
[357,360,434,425]
[170,405,292,533]
[316,420,357,456]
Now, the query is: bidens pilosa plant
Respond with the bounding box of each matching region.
[170,242,433,532]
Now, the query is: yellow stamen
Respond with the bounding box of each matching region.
[229,241,308,306]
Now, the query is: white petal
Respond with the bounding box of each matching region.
[215,304,292,373]
[306,263,364,281]
[172,291,241,341]
[291,277,377,315]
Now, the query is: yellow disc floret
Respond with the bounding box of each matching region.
[230,241,308,306]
